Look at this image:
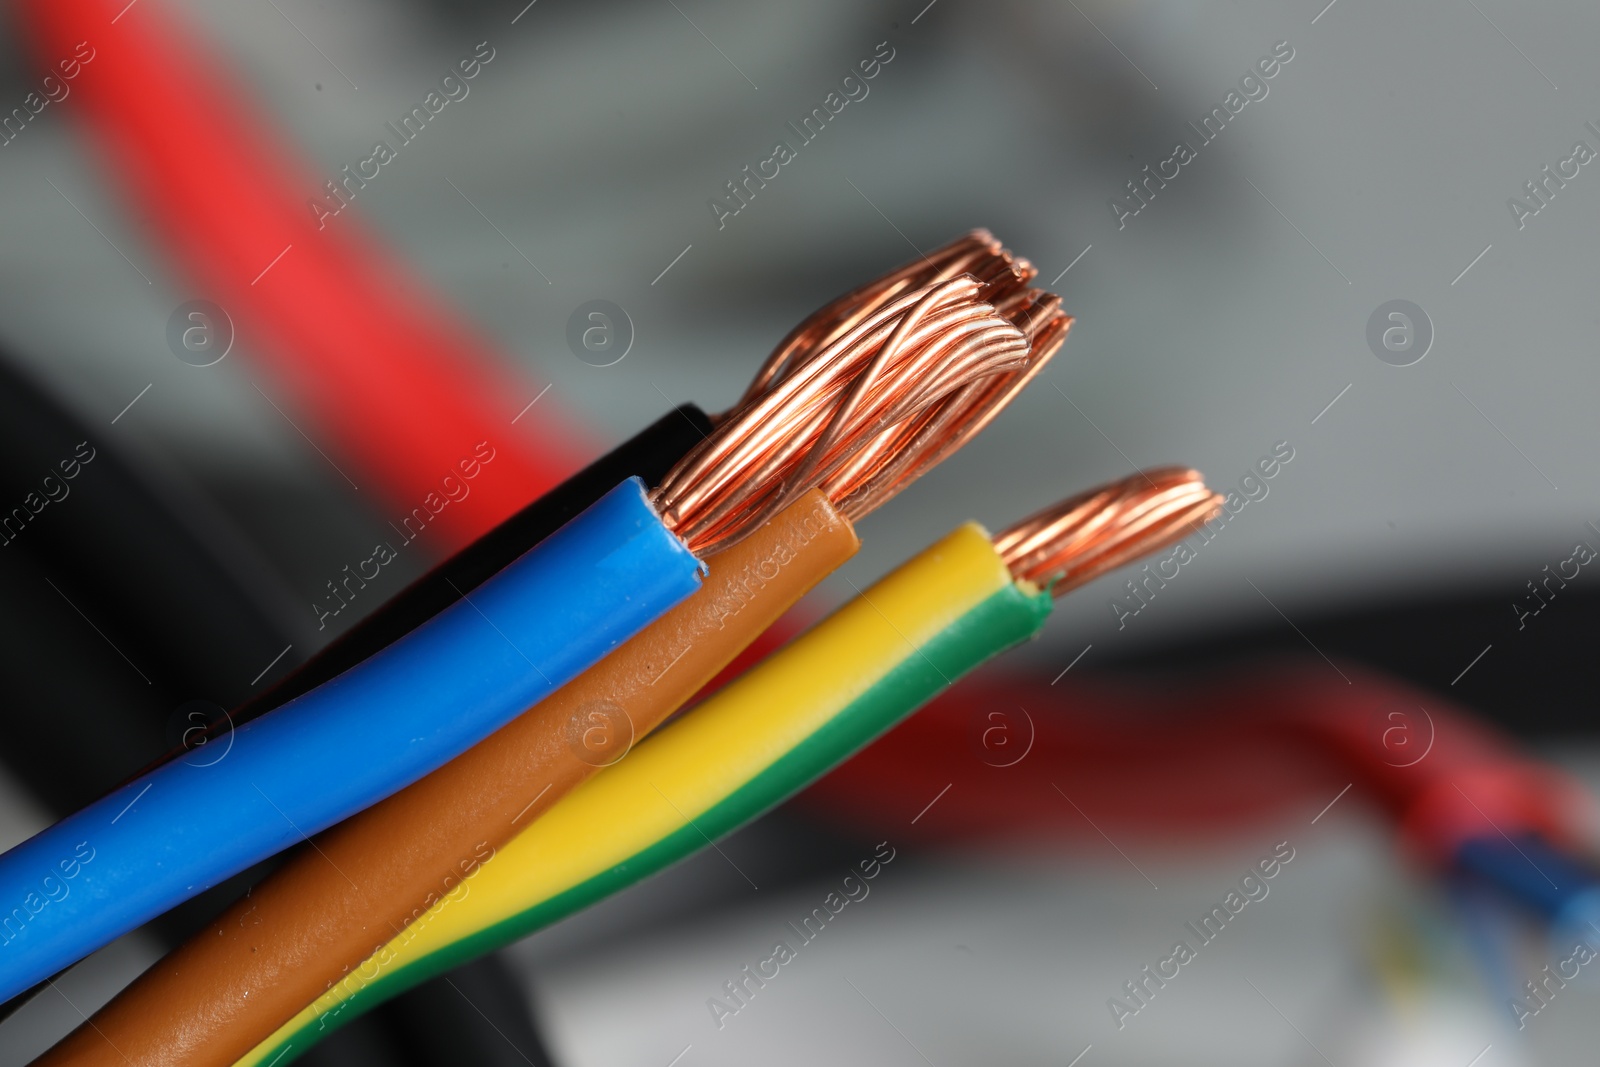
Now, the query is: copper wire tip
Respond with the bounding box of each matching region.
[654,231,1074,555]
[993,468,1223,595]
[731,229,1052,411]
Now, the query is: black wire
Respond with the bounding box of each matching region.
[0,356,306,813]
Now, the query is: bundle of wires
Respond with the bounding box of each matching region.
[0,353,546,1064]
[204,469,1219,1067]
[1,382,706,1051]
[142,229,1053,767]
[0,230,1067,1006]
[29,232,1073,1066]
[0,475,700,1005]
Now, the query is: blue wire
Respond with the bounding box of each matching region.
[1455,834,1598,919]
[0,477,701,1001]
[1455,833,1600,952]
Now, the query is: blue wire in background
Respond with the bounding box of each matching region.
[1454,832,1600,956]
[1455,834,1597,920]
[0,477,701,1002]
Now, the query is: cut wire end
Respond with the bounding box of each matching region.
[655,231,1072,555]
[994,468,1223,595]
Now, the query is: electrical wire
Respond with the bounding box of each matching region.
[994,467,1221,595]
[34,231,1073,1067]
[0,478,703,1006]
[235,525,1038,1067]
[657,279,1038,552]
[13,0,590,550]
[612,223,1070,711]
[237,405,714,718]
[803,670,1339,844]
[3,409,719,1044]
[225,469,1218,1067]
[811,668,1586,846]
[130,404,717,778]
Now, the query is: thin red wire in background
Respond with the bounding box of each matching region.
[17,0,590,551]
[803,662,1590,861]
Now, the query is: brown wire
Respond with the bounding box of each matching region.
[659,231,1072,555]
[994,467,1223,595]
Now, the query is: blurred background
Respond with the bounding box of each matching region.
[0,0,1597,1064]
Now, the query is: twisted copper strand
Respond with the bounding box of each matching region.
[735,229,1023,409]
[655,231,1075,555]
[995,468,1223,595]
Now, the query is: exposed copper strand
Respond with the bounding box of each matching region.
[655,230,1074,556]
[735,230,1007,408]
[994,468,1223,595]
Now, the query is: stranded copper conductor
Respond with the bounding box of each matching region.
[684,230,1072,545]
[994,467,1224,596]
[656,270,1069,554]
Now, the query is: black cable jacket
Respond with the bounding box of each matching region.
[0,356,307,812]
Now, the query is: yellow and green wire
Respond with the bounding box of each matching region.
[240,523,1051,1066]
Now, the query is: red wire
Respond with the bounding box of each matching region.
[801,660,1588,861]
[17,0,590,551]
[801,667,1338,845]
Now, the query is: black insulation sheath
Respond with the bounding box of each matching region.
[0,356,307,813]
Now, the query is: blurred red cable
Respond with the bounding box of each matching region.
[803,661,1589,860]
[802,668,1335,843]
[17,0,589,551]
